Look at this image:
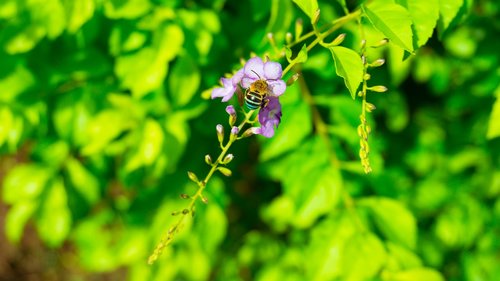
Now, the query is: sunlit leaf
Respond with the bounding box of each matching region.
[62,0,95,33]
[341,232,387,280]
[361,197,417,249]
[487,88,500,139]
[396,0,439,47]
[104,0,152,19]
[388,268,445,281]
[65,157,100,204]
[329,46,363,99]
[169,54,201,107]
[363,2,414,52]
[5,201,37,243]
[36,178,72,247]
[125,118,165,172]
[3,164,52,204]
[438,0,464,35]
[292,0,318,21]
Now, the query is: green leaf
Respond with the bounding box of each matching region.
[341,232,387,280]
[437,0,464,35]
[361,197,417,249]
[62,0,95,33]
[81,109,135,155]
[5,201,37,243]
[125,118,165,172]
[0,64,35,102]
[487,88,500,139]
[65,157,100,204]
[36,178,72,247]
[259,86,312,161]
[266,0,294,42]
[2,164,52,204]
[104,0,152,19]
[363,2,414,52]
[292,0,318,20]
[388,268,445,281]
[329,46,363,99]
[396,0,439,47]
[169,54,201,107]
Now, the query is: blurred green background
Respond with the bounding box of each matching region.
[0,0,499,280]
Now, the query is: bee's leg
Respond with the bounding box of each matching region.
[237,87,245,107]
[262,98,269,109]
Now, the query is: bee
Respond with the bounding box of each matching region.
[241,71,270,110]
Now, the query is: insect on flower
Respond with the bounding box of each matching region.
[241,70,272,110]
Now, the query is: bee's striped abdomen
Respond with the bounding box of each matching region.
[245,91,264,110]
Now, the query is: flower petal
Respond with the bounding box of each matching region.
[241,77,256,88]
[263,61,283,80]
[244,57,265,79]
[268,80,286,96]
[231,69,244,86]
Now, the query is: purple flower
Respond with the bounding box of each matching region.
[211,57,287,138]
[211,69,244,102]
[241,57,286,96]
[254,97,282,138]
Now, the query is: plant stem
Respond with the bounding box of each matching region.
[148,110,255,265]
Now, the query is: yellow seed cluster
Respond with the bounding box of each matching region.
[148,226,177,265]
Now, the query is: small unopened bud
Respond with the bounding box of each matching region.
[230,126,239,141]
[171,211,180,216]
[295,18,303,40]
[366,125,372,135]
[372,38,389,48]
[312,9,321,25]
[358,91,363,97]
[365,103,376,112]
[364,73,371,80]
[223,154,234,164]
[182,209,190,215]
[370,59,385,67]
[286,32,293,44]
[180,193,190,199]
[368,85,388,93]
[187,171,198,183]
[205,154,212,165]
[361,39,367,49]
[218,167,232,177]
[330,33,346,46]
[216,124,224,144]
[201,196,208,204]
[242,127,259,138]
[226,105,237,126]
[267,33,276,46]
[286,73,300,86]
[361,55,366,65]
[357,125,363,137]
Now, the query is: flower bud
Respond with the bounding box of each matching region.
[365,103,376,112]
[267,33,275,45]
[218,167,232,177]
[216,124,224,144]
[286,32,293,44]
[368,85,388,93]
[182,209,190,215]
[205,154,212,165]
[286,73,300,86]
[226,105,237,126]
[171,211,180,216]
[312,9,321,25]
[370,59,385,67]
[329,33,346,46]
[223,154,234,164]
[295,18,303,40]
[230,126,239,141]
[180,193,190,199]
[361,39,367,49]
[241,127,260,138]
[372,38,389,48]
[364,73,371,80]
[201,196,208,204]
[187,171,198,183]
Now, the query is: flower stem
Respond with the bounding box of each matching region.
[148,110,256,265]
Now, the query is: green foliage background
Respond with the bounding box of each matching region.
[0,0,499,280]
